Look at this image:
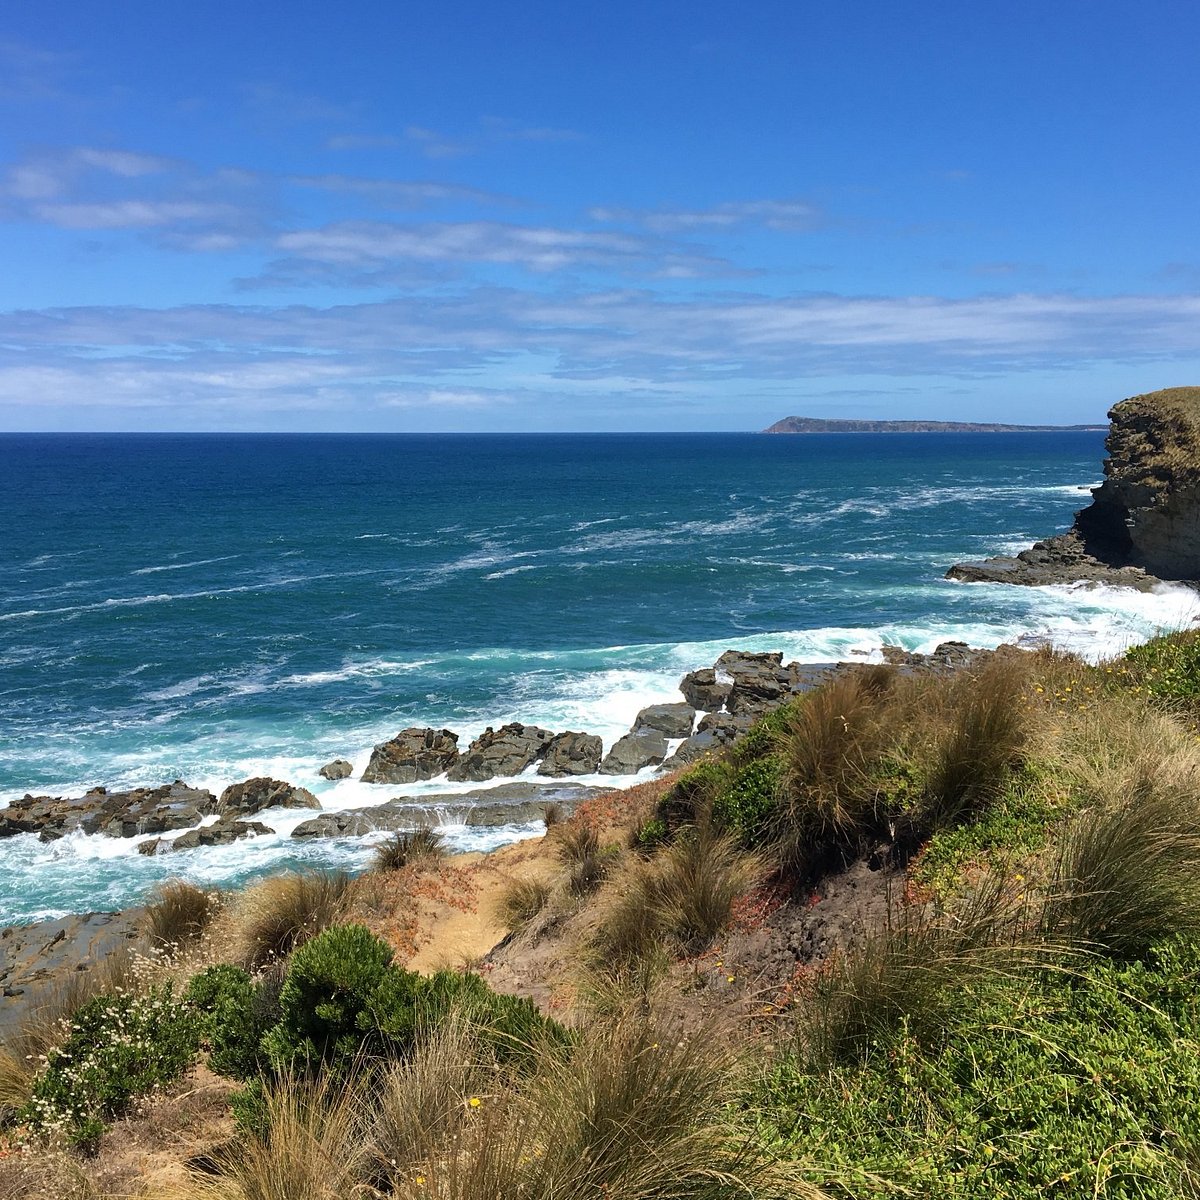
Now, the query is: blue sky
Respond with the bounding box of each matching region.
[2,1,1199,431]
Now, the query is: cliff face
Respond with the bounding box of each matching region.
[1076,387,1200,579]
[947,387,1200,587]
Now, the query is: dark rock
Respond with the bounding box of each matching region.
[361,728,460,784]
[169,819,274,851]
[137,838,162,856]
[880,641,991,672]
[218,777,320,818]
[446,723,554,783]
[598,730,669,775]
[290,781,605,840]
[537,731,603,776]
[633,702,696,739]
[678,667,732,712]
[0,781,220,842]
[318,759,354,781]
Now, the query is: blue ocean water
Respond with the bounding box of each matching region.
[1,431,1197,925]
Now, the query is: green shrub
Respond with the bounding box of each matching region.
[629,815,668,855]
[712,757,780,848]
[263,923,395,1070]
[655,759,730,830]
[1125,630,1200,704]
[22,984,200,1153]
[729,700,799,765]
[185,963,279,1081]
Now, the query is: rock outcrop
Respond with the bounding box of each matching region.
[599,730,669,775]
[948,388,1200,587]
[0,781,218,842]
[290,781,604,839]
[361,728,460,784]
[319,759,354,780]
[218,777,319,818]
[537,731,603,776]
[446,724,554,782]
[140,818,275,854]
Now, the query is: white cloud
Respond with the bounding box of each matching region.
[591,199,821,233]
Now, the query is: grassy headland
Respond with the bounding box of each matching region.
[5,631,1200,1197]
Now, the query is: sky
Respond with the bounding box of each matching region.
[2,1,1199,432]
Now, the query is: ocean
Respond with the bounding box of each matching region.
[2,431,1197,926]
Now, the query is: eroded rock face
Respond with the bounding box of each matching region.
[537,731,603,777]
[361,728,460,784]
[446,724,553,782]
[679,667,732,712]
[0,781,218,842]
[319,759,353,781]
[218,778,320,818]
[949,388,1200,587]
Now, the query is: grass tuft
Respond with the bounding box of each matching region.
[496,876,553,932]
[373,826,447,873]
[143,878,221,954]
[227,869,352,969]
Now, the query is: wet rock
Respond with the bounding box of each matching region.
[880,641,991,672]
[537,731,603,777]
[169,819,274,851]
[0,781,220,843]
[633,702,696,739]
[678,667,732,712]
[598,730,669,775]
[218,777,320,818]
[290,781,605,840]
[318,759,354,781]
[362,728,460,784]
[446,723,554,783]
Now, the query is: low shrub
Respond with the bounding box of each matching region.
[655,759,730,831]
[143,878,221,954]
[1124,629,1200,705]
[373,826,446,873]
[185,963,279,1081]
[628,814,668,855]
[21,983,200,1153]
[711,757,781,848]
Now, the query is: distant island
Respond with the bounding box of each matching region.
[763,417,1108,434]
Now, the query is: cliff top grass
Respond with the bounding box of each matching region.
[1111,385,1200,492]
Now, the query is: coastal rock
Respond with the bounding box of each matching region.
[218,777,320,818]
[0,781,219,842]
[290,781,604,839]
[678,667,732,712]
[361,728,460,784]
[537,731,603,776]
[948,387,1200,587]
[168,819,274,851]
[318,759,354,781]
[716,651,829,716]
[880,641,990,672]
[446,724,554,782]
[632,702,696,739]
[598,730,669,775]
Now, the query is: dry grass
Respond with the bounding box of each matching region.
[554,822,610,897]
[0,1150,96,1200]
[373,826,447,873]
[144,879,222,954]
[221,869,352,969]
[595,824,762,967]
[495,876,553,932]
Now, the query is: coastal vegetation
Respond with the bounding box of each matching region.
[4,630,1200,1196]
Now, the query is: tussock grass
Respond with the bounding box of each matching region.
[595,824,761,967]
[0,1150,96,1200]
[158,1071,365,1200]
[803,879,1037,1065]
[143,878,221,954]
[921,654,1032,828]
[384,1011,819,1200]
[554,822,610,897]
[373,826,447,873]
[225,869,352,969]
[496,875,553,932]
[541,801,564,828]
[1041,771,1200,960]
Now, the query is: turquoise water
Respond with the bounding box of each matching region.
[1,431,1196,924]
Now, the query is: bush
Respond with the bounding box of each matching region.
[185,963,279,1081]
[143,878,220,953]
[263,923,396,1070]
[629,814,668,855]
[711,757,781,848]
[231,868,353,968]
[656,759,730,831]
[22,984,200,1153]
[373,826,446,872]
[1124,629,1200,704]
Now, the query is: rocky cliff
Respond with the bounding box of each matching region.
[948,387,1200,587]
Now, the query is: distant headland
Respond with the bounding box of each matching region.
[763,416,1108,434]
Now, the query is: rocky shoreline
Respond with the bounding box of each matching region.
[948,387,1200,590]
